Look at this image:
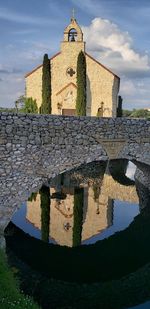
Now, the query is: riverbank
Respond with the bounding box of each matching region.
[0,248,40,309]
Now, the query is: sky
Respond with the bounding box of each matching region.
[0,0,150,110]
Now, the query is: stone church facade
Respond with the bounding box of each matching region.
[25,17,120,117]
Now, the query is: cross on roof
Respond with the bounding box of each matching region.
[72,8,75,19]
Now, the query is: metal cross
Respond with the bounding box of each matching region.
[72,8,75,19]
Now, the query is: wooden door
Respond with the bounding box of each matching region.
[62,109,76,116]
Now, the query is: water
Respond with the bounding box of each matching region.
[11,160,139,247]
[5,159,150,309]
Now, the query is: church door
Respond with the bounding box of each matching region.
[62,109,76,116]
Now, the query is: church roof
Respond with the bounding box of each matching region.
[25,51,119,80]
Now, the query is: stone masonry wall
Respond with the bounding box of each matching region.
[86,54,119,117]
[0,112,149,235]
[26,65,42,110]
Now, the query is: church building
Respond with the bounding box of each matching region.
[25,16,120,117]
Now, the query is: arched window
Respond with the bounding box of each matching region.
[68,28,77,41]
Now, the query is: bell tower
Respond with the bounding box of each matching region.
[61,12,85,52]
[63,11,83,42]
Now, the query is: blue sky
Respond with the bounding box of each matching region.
[0,0,150,109]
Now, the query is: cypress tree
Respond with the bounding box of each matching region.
[39,185,50,242]
[76,51,86,116]
[41,54,51,114]
[117,95,123,117]
[73,187,84,247]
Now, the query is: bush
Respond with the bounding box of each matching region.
[0,249,39,309]
[21,97,38,114]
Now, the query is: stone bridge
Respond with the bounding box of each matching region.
[0,112,150,237]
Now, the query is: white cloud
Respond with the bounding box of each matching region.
[82,18,150,78]
[81,17,150,109]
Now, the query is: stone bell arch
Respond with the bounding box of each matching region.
[63,15,83,42]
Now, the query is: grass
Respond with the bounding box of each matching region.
[7,248,150,309]
[0,248,40,309]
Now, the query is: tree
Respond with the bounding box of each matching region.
[15,95,25,112]
[39,185,50,242]
[21,97,38,114]
[73,187,84,247]
[41,54,51,114]
[130,109,150,118]
[117,96,123,117]
[122,109,132,117]
[122,108,150,118]
[76,51,86,116]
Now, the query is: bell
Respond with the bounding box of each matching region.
[71,33,75,41]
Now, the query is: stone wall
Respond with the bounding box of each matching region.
[86,54,119,117]
[0,112,149,233]
[26,65,42,110]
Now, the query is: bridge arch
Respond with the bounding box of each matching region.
[0,113,149,238]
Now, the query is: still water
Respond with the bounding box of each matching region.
[12,160,139,246]
[5,160,150,309]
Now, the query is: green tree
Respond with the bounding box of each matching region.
[76,51,86,116]
[21,97,38,113]
[15,95,25,112]
[117,96,123,117]
[122,109,132,117]
[122,108,150,118]
[39,185,50,242]
[73,187,84,247]
[0,107,16,113]
[41,54,51,114]
[130,109,150,118]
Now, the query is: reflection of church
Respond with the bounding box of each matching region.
[26,169,139,247]
[26,186,114,247]
[25,14,120,116]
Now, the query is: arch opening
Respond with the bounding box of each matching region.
[68,28,77,41]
